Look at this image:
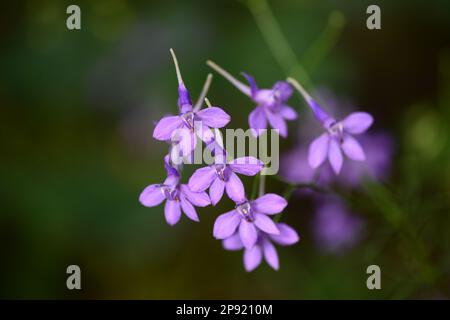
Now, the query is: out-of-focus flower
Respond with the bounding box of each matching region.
[207,61,297,137]
[189,155,264,205]
[223,223,299,272]
[288,78,373,175]
[213,194,287,249]
[313,197,364,254]
[139,156,210,225]
[153,50,230,160]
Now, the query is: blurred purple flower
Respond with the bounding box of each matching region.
[288,78,373,175]
[223,223,299,271]
[139,155,210,225]
[207,61,297,138]
[153,50,230,159]
[313,197,364,254]
[189,155,264,205]
[213,194,287,249]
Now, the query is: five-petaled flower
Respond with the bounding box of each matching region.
[223,222,299,271]
[139,156,210,225]
[207,61,297,137]
[213,194,287,249]
[287,77,373,174]
[189,154,264,205]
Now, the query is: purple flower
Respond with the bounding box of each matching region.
[313,197,364,254]
[207,60,297,138]
[213,194,287,249]
[189,156,264,205]
[287,78,373,175]
[139,155,210,225]
[222,223,299,272]
[153,50,230,159]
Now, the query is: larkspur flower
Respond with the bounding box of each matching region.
[139,155,210,226]
[313,197,364,254]
[213,194,287,249]
[189,154,264,205]
[207,60,297,137]
[153,50,230,160]
[223,223,299,271]
[288,78,374,175]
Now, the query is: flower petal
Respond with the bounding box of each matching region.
[248,106,267,137]
[273,81,293,101]
[139,184,165,207]
[164,200,181,226]
[262,238,279,270]
[188,166,216,192]
[222,233,244,251]
[210,177,225,206]
[342,112,373,134]
[180,194,199,222]
[243,245,262,272]
[225,172,246,204]
[180,185,210,207]
[308,133,329,169]
[174,128,196,157]
[342,135,366,161]
[252,193,287,215]
[265,109,287,137]
[328,138,343,174]
[195,123,215,144]
[153,115,183,141]
[228,157,264,176]
[254,213,279,235]
[195,107,231,128]
[269,223,299,246]
[213,210,240,239]
[242,72,259,97]
[239,219,258,249]
[280,105,298,120]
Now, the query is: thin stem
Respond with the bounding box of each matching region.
[206,60,251,97]
[169,48,185,86]
[287,77,313,102]
[193,74,213,112]
[258,173,266,197]
[302,11,346,73]
[245,0,311,86]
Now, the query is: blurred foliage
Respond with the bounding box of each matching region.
[0,0,449,299]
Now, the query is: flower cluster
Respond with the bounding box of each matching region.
[139,49,375,271]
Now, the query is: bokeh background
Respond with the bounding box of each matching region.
[1,0,450,299]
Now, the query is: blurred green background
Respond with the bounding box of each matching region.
[1,0,450,299]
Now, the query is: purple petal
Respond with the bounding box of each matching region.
[153,115,183,141]
[195,123,215,144]
[222,233,244,251]
[210,177,225,206]
[196,107,231,128]
[280,105,297,120]
[342,112,373,134]
[175,128,196,157]
[254,213,279,235]
[164,200,181,226]
[262,238,279,270]
[328,138,343,174]
[225,172,246,204]
[248,106,267,137]
[265,109,287,137]
[139,184,165,207]
[228,157,264,176]
[180,185,210,207]
[308,133,329,169]
[243,245,262,272]
[180,194,199,222]
[270,223,299,246]
[163,154,180,178]
[188,166,216,192]
[342,135,366,161]
[213,210,240,239]
[252,193,287,215]
[239,219,258,249]
[177,84,192,110]
[273,81,293,101]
